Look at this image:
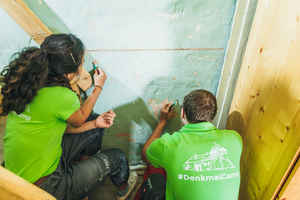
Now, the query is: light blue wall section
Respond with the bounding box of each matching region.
[0,7,38,69]
[0,0,237,164]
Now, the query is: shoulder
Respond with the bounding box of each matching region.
[219,129,243,147]
[152,132,183,150]
[151,133,172,146]
[39,86,74,94]
[38,86,76,98]
[37,86,78,106]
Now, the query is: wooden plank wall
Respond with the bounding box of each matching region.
[0,166,56,200]
[279,158,300,200]
[226,0,300,199]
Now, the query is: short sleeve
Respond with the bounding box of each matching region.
[56,89,80,120]
[146,133,170,168]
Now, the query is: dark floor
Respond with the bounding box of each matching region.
[88,170,144,200]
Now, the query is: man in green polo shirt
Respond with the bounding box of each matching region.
[141,89,243,200]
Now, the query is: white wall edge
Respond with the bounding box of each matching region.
[214,0,257,129]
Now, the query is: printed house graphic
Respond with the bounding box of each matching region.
[183,142,235,172]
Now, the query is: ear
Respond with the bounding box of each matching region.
[64,73,73,79]
[181,107,185,119]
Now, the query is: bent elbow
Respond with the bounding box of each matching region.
[141,148,150,164]
[69,118,86,127]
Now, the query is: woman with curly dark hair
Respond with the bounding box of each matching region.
[1,34,138,200]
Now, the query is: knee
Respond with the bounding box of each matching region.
[102,148,128,166]
[110,148,127,161]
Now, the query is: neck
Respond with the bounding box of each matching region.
[181,117,188,127]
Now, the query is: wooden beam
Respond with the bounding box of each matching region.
[0,0,92,91]
[0,166,56,200]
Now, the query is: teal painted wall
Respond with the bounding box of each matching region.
[0,7,38,68]
[0,0,237,164]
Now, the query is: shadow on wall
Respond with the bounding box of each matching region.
[101,76,182,165]
[23,0,224,165]
[227,111,244,136]
[225,74,300,199]
[23,0,183,164]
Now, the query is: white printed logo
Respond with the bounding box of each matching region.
[12,111,31,121]
[183,142,235,172]
[72,99,80,107]
[25,105,30,112]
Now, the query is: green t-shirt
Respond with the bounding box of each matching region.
[3,86,80,183]
[146,122,243,200]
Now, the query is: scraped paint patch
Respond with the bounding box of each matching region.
[93,60,99,64]
[39,0,42,5]
[195,24,205,32]
[116,132,132,138]
[126,138,135,142]
[139,77,144,85]
[188,35,200,39]
[132,68,143,79]
[154,12,178,19]
[197,57,216,61]
[86,17,96,30]
[84,50,91,57]
[136,42,143,48]
[147,98,169,119]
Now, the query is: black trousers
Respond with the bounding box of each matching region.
[38,114,129,200]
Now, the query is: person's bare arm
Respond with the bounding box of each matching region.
[65,110,116,134]
[67,68,107,127]
[141,103,173,163]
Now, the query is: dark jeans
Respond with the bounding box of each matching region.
[38,114,130,200]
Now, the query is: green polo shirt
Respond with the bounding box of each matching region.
[147,122,243,200]
[3,86,80,183]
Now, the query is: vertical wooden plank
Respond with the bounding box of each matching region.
[272,147,300,199]
[0,166,56,200]
[226,0,300,199]
[279,162,300,200]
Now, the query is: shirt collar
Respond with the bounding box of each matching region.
[179,122,217,133]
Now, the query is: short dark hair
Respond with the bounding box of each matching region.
[182,89,217,123]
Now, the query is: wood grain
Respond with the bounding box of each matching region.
[0,166,56,200]
[226,0,300,199]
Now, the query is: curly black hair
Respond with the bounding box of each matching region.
[0,34,84,116]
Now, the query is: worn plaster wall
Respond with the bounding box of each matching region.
[0,0,237,164]
[0,7,38,68]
